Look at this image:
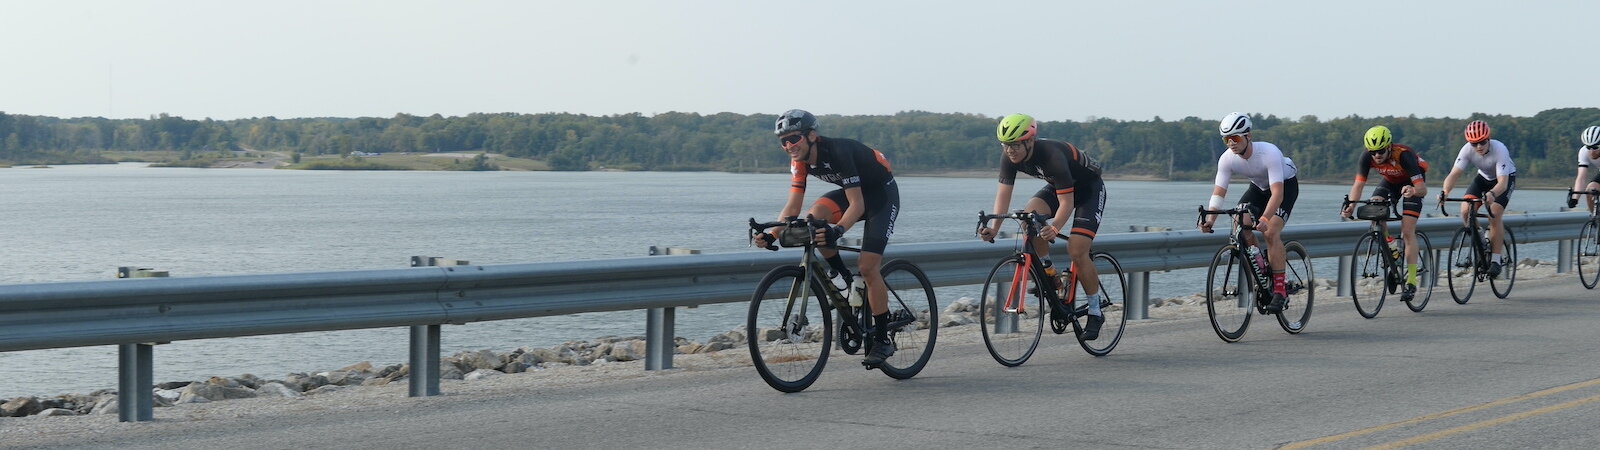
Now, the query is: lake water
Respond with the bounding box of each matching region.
[0,164,1572,398]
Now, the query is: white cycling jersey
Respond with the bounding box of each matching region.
[1453,139,1517,179]
[1577,145,1599,168]
[1214,141,1297,190]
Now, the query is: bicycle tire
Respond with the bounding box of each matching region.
[1579,220,1600,289]
[1072,252,1127,356]
[1446,227,1478,304]
[1490,227,1517,299]
[1205,245,1252,342]
[979,255,1045,367]
[1404,231,1435,312]
[747,265,833,393]
[1277,241,1314,334]
[1349,232,1388,319]
[875,259,937,380]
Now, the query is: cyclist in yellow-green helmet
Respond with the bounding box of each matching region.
[1343,125,1430,299]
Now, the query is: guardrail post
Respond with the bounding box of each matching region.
[1126,271,1149,320]
[1337,255,1353,297]
[117,343,153,422]
[645,247,697,370]
[115,266,166,422]
[408,325,440,397]
[408,256,464,397]
[1558,238,1573,274]
[646,307,675,370]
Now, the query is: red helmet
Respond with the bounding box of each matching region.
[1464,120,1491,144]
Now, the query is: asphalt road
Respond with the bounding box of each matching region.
[8,276,1600,449]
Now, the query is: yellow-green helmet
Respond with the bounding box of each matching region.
[996,114,1038,143]
[1363,126,1393,151]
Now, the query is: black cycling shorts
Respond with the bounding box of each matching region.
[1239,177,1299,222]
[1466,174,1515,208]
[816,180,899,255]
[1031,179,1106,239]
[1372,181,1423,218]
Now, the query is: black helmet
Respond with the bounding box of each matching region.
[774,109,817,135]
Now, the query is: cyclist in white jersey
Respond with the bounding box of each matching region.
[1438,120,1517,278]
[1199,112,1300,313]
[1568,126,1600,212]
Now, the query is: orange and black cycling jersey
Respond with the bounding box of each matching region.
[790,136,894,193]
[1356,144,1426,186]
[998,139,1103,196]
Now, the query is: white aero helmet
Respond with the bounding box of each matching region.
[1583,125,1600,147]
[1219,112,1252,136]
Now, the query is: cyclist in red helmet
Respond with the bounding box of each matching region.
[1439,120,1518,278]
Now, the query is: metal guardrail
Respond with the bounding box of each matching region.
[0,211,1589,421]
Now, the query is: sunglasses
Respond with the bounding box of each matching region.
[1368,149,1387,156]
[779,134,804,147]
[1001,141,1027,152]
[1470,141,1489,148]
[1587,144,1599,150]
[1223,135,1247,144]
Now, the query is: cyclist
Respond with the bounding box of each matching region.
[1341,125,1429,300]
[1199,112,1300,313]
[1567,125,1600,212]
[977,113,1108,340]
[1438,120,1517,278]
[755,109,902,367]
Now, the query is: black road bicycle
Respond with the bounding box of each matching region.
[974,211,1128,366]
[745,217,937,393]
[1439,197,1517,303]
[1342,196,1436,317]
[1567,189,1600,289]
[1195,206,1315,343]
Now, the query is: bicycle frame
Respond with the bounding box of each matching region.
[1439,197,1495,276]
[1197,206,1272,302]
[977,211,1073,314]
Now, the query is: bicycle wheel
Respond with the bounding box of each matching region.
[1349,232,1388,319]
[979,255,1045,366]
[1205,245,1252,343]
[1072,252,1127,356]
[1445,228,1478,304]
[1490,227,1517,299]
[876,259,937,380]
[1403,231,1435,312]
[1578,220,1600,289]
[1277,241,1314,334]
[747,265,833,393]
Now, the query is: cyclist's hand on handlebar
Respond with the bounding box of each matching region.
[753,231,779,251]
[1340,203,1354,220]
[1198,216,1215,234]
[977,226,997,243]
[814,224,844,246]
[1039,224,1060,241]
[1569,194,1580,209]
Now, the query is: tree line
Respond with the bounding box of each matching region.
[0,108,1596,181]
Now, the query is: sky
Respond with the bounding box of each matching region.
[1,0,1594,123]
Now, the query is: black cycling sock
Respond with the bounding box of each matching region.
[873,313,890,338]
[825,254,853,283]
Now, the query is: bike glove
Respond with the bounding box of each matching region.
[756,232,779,251]
[1569,196,1580,209]
[824,225,845,246]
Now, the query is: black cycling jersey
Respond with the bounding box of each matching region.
[789,136,894,193]
[998,139,1103,195]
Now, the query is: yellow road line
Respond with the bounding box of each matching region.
[1281,378,1600,450]
[1366,393,1600,449]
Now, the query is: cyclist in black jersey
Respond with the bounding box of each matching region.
[755,109,902,367]
[976,113,1108,339]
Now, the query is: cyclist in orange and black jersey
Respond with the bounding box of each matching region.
[759,109,901,367]
[1342,126,1428,298]
[977,114,1108,339]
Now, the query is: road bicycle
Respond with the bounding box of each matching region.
[974,211,1127,366]
[1567,188,1600,289]
[1439,197,1518,303]
[1342,196,1436,317]
[745,217,938,393]
[1195,206,1314,343]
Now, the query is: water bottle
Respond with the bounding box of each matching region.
[1386,236,1400,261]
[1246,246,1269,287]
[847,279,865,307]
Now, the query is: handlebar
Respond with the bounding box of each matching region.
[1437,196,1496,219]
[976,210,1055,239]
[1340,195,1401,222]
[1195,205,1256,232]
[749,216,830,251]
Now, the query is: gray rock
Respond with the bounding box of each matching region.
[234,374,264,389]
[205,376,242,388]
[382,365,410,382]
[178,383,257,403]
[439,362,464,380]
[463,369,501,381]
[34,408,78,417]
[153,388,183,404]
[2,397,42,417]
[156,381,192,390]
[609,340,646,361]
[89,396,118,415]
[373,364,403,379]
[305,385,345,396]
[338,361,374,373]
[677,342,704,354]
[453,349,504,371]
[283,373,330,392]
[255,382,302,398]
[324,370,369,386]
